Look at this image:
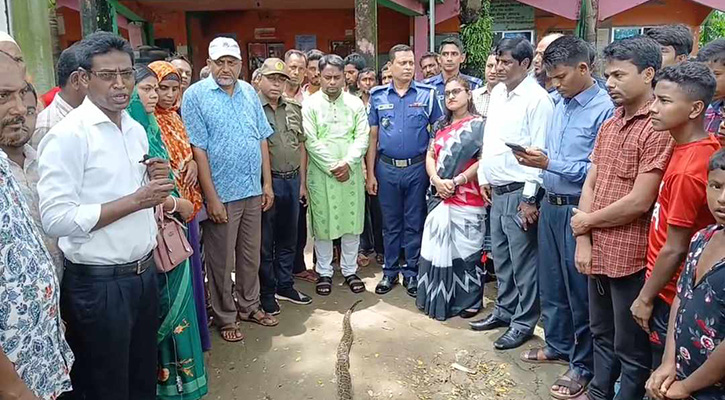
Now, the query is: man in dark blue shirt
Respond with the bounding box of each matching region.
[366,44,443,297]
[423,36,482,111]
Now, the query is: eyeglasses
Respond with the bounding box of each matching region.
[444,88,467,98]
[88,68,135,82]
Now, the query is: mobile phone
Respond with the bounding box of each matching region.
[513,211,527,231]
[505,142,527,153]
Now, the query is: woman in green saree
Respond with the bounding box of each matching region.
[128,65,209,400]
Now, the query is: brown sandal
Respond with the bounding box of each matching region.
[239,309,279,327]
[357,253,370,267]
[550,369,590,400]
[519,347,568,365]
[219,323,244,342]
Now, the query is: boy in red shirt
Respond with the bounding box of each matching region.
[630,61,721,368]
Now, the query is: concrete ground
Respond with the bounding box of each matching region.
[205,252,565,400]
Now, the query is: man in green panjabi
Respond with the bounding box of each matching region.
[303,54,369,296]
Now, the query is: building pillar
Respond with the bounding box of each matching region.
[414,15,428,80]
[355,0,378,70]
[81,0,116,37]
[10,0,55,93]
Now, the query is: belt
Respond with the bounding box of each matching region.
[64,252,154,277]
[272,169,299,179]
[379,154,426,168]
[492,182,525,196]
[547,193,580,206]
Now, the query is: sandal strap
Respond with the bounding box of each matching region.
[344,274,362,283]
[553,370,587,392]
[317,276,332,284]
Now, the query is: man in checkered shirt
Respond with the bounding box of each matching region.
[569,36,674,400]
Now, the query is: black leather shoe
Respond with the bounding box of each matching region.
[494,328,532,350]
[469,314,508,331]
[375,275,399,295]
[403,276,418,297]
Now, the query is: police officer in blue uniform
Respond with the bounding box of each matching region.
[366,44,443,297]
[423,36,482,111]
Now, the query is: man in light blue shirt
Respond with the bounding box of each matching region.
[515,35,614,397]
[183,37,277,341]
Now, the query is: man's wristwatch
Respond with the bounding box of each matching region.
[522,195,537,205]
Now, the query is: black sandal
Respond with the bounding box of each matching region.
[344,274,366,294]
[316,276,332,296]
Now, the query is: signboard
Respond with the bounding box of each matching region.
[295,35,317,52]
[491,0,535,32]
[254,27,276,40]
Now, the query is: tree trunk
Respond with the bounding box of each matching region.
[48,2,62,64]
[81,0,114,37]
[354,0,377,70]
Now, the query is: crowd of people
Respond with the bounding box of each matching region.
[0,21,724,400]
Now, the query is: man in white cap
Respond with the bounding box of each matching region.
[0,31,23,66]
[182,36,278,343]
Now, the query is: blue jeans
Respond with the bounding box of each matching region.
[376,159,427,278]
[260,175,300,298]
[538,200,593,380]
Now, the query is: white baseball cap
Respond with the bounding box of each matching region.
[209,37,242,61]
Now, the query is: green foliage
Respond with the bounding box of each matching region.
[460,0,494,79]
[701,11,725,48]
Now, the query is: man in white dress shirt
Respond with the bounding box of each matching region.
[471,37,554,351]
[37,32,173,400]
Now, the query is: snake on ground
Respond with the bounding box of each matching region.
[336,299,363,400]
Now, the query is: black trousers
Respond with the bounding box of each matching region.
[360,193,384,255]
[588,271,652,400]
[293,203,307,274]
[61,262,159,400]
[650,296,671,369]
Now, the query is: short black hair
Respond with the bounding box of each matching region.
[24,82,37,102]
[709,148,725,172]
[645,25,693,57]
[56,44,80,88]
[344,52,366,71]
[420,52,439,66]
[603,36,662,73]
[306,49,324,64]
[496,37,534,67]
[358,67,376,79]
[656,61,716,106]
[697,38,725,65]
[389,44,413,61]
[439,36,464,54]
[319,54,345,72]
[285,49,307,64]
[543,35,593,70]
[76,31,134,70]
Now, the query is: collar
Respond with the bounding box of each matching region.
[258,92,286,108]
[710,99,724,111]
[322,91,344,103]
[385,80,418,95]
[53,91,75,115]
[207,77,241,95]
[80,97,135,130]
[614,97,654,121]
[505,75,536,97]
[568,81,601,108]
[22,144,37,165]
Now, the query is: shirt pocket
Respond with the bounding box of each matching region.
[407,107,429,130]
[614,143,638,180]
